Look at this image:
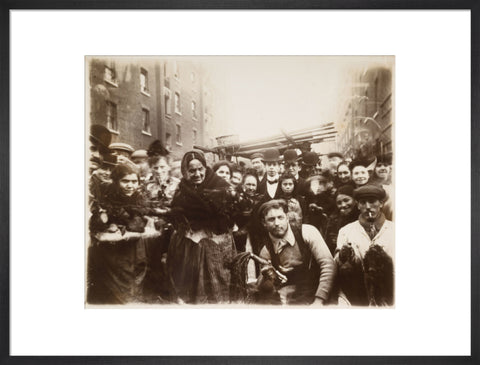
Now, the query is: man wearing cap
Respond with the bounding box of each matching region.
[336,184,394,259]
[255,199,336,305]
[250,152,266,184]
[131,149,149,183]
[299,151,319,179]
[283,149,307,196]
[109,142,135,158]
[257,148,282,200]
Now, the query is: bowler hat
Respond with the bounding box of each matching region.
[283,149,299,163]
[90,124,111,153]
[302,151,319,166]
[353,184,387,201]
[262,148,281,163]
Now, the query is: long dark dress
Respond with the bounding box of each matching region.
[167,168,237,304]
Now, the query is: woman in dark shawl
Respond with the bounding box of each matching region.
[87,163,156,304]
[167,150,237,304]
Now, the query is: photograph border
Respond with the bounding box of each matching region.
[2,1,478,364]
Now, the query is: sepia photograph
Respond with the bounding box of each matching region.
[86,55,395,307]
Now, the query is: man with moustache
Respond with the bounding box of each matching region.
[283,149,307,196]
[336,184,394,259]
[257,148,282,200]
[256,199,336,305]
[250,152,266,184]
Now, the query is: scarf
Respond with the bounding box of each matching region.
[170,168,235,234]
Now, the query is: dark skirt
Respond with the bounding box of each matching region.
[167,229,236,304]
[86,237,148,304]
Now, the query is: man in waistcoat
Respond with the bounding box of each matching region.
[256,199,336,305]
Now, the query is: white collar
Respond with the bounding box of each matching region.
[267,174,279,182]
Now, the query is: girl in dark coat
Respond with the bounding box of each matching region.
[167,150,237,304]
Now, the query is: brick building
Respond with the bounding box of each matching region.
[335,66,393,160]
[88,57,223,161]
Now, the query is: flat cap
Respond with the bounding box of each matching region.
[353,184,387,201]
[109,142,135,153]
[250,152,264,160]
[131,149,148,159]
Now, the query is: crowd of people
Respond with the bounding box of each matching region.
[87,124,395,306]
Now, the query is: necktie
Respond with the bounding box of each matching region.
[277,239,288,254]
[267,179,278,184]
[368,224,377,240]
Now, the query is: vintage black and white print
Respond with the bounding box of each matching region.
[86,56,395,307]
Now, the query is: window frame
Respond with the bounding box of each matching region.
[140,67,150,96]
[141,107,151,135]
[174,92,181,115]
[105,100,118,132]
[175,123,182,146]
[104,65,118,87]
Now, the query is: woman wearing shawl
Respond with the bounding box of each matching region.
[167,150,237,304]
[87,163,157,304]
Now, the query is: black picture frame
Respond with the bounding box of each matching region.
[1,1,478,364]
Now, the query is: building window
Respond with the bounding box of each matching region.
[140,68,149,95]
[174,92,181,114]
[163,62,168,77]
[204,113,208,124]
[164,88,172,116]
[191,72,196,83]
[193,129,198,145]
[191,100,197,119]
[104,65,117,86]
[165,132,172,151]
[142,108,150,134]
[106,101,117,131]
[176,124,182,145]
[174,61,179,79]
